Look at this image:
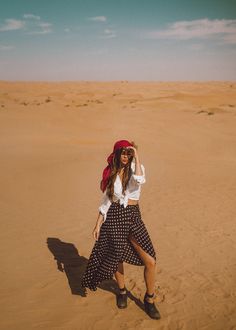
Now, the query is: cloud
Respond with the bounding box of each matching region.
[0,15,52,35]
[0,19,25,31]
[88,16,107,22]
[0,44,15,51]
[101,28,116,39]
[23,14,40,20]
[104,29,114,34]
[25,18,52,35]
[26,23,52,35]
[145,18,236,44]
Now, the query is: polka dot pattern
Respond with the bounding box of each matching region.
[81,202,157,291]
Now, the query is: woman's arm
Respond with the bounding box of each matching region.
[93,212,104,241]
[98,191,111,223]
[95,212,104,227]
[127,146,143,175]
[127,146,146,185]
[134,152,143,176]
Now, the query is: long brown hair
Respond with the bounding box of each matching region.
[106,146,135,201]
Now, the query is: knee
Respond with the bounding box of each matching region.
[145,257,156,269]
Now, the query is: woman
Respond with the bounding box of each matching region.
[81,140,160,319]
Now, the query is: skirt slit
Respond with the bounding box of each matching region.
[81,202,157,291]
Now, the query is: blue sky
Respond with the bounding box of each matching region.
[0,0,236,80]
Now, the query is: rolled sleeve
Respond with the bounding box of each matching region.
[132,164,146,185]
[98,192,111,222]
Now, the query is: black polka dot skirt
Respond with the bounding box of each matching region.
[81,201,157,291]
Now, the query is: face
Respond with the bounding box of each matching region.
[120,148,133,166]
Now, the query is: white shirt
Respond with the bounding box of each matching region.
[98,161,146,222]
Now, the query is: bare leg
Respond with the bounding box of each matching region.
[114,262,126,293]
[129,234,156,303]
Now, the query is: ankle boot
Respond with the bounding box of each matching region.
[116,287,128,309]
[144,292,161,319]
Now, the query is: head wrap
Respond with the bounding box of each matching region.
[100,140,134,192]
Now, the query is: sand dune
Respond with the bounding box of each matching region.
[0,81,236,329]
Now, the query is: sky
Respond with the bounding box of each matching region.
[0,0,236,81]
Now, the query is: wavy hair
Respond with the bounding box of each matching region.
[106,141,138,201]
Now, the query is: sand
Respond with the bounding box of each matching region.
[0,81,236,330]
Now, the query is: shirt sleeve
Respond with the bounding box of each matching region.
[98,191,112,222]
[132,163,146,185]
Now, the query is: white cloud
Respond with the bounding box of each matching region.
[0,44,15,51]
[145,18,236,44]
[104,29,114,34]
[101,28,116,39]
[88,16,107,22]
[26,23,52,35]
[0,15,52,35]
[0,19,25,31]
[25,19,52,35]
[23,14,41,20]
[38,22,52,29]
[101,34,116,39]
[27,30,51,35]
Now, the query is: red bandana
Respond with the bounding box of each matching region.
[100,140,134,192]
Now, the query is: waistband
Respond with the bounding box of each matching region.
[112,199,139,206]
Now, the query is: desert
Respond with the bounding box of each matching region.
[0,81,236,329]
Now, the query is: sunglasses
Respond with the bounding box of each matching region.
[121,149,133,157]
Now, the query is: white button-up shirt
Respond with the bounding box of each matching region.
[98,161,146,222]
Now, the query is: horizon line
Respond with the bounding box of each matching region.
[1,79,236,83]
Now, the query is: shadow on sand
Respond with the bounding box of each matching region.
[46,237,147,311]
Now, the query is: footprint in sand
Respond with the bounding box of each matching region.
[196,110,214,115]
[162,275,186,304]
[164,286,186,304]
[127,279,144,299]
[76,103,88,107]
[155,286,165,303]
[127,278,136,291]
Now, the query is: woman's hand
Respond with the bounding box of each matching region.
[127,146,143,175]
[126,146,138,159]
[93,224,101,241]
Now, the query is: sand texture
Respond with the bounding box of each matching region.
[0,81,236,330]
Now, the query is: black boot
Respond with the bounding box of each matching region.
[144,292,161,319]
[116,287,128,309]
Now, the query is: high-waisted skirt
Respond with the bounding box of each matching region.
[81,201,157,291]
